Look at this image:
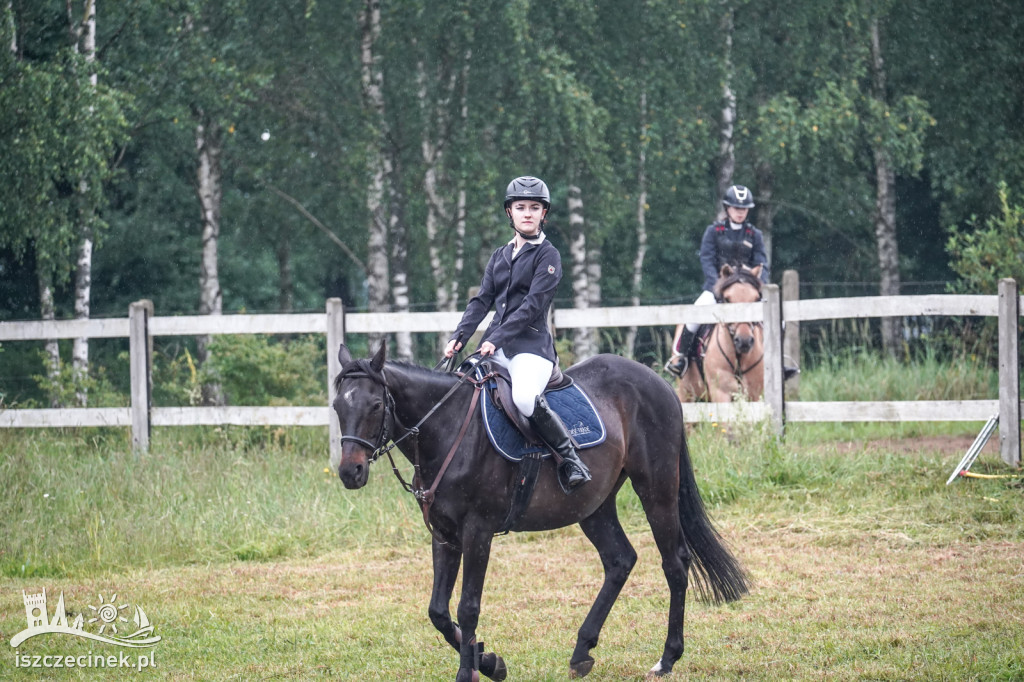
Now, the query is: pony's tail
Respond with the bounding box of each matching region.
[677,435,750,604]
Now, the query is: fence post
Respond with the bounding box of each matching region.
[998,278,1021,466]
[129,300,152,452]
[782,269,800,392]
[326,298,345,470]
[762,283,784,436]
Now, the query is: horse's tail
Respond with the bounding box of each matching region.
[677,435,750,604]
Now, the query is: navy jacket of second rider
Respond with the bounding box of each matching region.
[450,237,561,364]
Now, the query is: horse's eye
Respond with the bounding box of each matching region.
[372,401,383,412]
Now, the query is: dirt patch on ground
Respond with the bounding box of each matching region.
[828,434,1001,457]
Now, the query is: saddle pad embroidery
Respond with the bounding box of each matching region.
[481,381,607,462]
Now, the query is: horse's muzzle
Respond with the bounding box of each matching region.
[338,449,370,489]
[734,334,755,355]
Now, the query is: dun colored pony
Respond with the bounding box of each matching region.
[676,264,765,403]
[333,342,748,681]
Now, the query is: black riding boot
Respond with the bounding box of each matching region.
[667,328,698,377]
[529,395,592,494]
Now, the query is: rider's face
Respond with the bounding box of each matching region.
[508,200,547,236]
[726,206,750,223]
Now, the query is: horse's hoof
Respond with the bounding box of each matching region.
[569,656,595,678]
[646,660,673,678]
[479,652,507,681]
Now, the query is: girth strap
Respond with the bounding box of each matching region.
[495,451,543,535]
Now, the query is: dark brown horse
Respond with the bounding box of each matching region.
[333,342,748,681]
[676,264,765,403]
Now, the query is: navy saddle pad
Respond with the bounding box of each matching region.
[481,381,607,462]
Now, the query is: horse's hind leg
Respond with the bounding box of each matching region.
[428,539,507,681]
[633,483,691,677]
[570,496,638,678]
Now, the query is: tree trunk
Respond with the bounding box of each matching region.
[419,49,471,353]
[715,2,737,217]
[38,270,61,408]
[870,17,901,358]
[194,113,225,405]
[625,87,649,359]
[389,152,412,361]
[360,0,390,352]
[756,158,776,273]
[7,0,15,56]
[451,51,470,312]
[420,56,452,314]
[71,0,97,407]
[275,238,293,312]
[568,184,595,360]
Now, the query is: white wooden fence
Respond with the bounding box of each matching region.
[0,278,1020,467]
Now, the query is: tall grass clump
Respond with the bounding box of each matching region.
[799,344,996,402]
[0,427,422,578]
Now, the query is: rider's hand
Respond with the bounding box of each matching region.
[478,341,496,356]
[444,339,462,358]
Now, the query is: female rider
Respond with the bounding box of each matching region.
[668,184,769,376]
[444,176,591,493]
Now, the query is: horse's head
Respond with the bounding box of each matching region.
[714,265,763,356]
[332,341,392,489]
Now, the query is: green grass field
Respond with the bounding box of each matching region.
[1,357,1022,680]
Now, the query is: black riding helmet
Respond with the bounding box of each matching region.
[722,184,755,209]
[504,176,550,240]
[504,176,551,209]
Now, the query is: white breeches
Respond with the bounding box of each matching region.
[490,349,553,417]
[686,289,717,333]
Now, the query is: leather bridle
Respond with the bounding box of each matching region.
[714,271,765,380]
[338,373,397,462]
[335,362,490,547]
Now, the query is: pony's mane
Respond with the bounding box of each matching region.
[714,269,763,301]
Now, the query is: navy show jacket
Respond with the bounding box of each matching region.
[450,237,561,363]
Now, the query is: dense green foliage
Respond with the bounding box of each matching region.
[947,182,1024,294]
[1,1,1022,404]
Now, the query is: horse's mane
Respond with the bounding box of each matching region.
[713,268,763,301]
[333,358,455,393]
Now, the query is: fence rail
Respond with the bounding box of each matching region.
[0,276,1020,467]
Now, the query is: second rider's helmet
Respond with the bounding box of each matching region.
[504,176,551,210]
[722,184,755,209]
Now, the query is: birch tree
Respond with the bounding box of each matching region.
[359,0,391,350]
[868,16,900,356]
[715,1,737,214]
[568,184,596,359]
[70,0,97,406]
[0,1,126,405]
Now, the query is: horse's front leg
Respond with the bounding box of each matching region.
[428,538,463,651]
[454,520,505,682]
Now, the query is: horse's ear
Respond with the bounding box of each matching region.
[720,264,734,278]
[338,344,352,366]
[370,339,387,372]
[748,264,763,279]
